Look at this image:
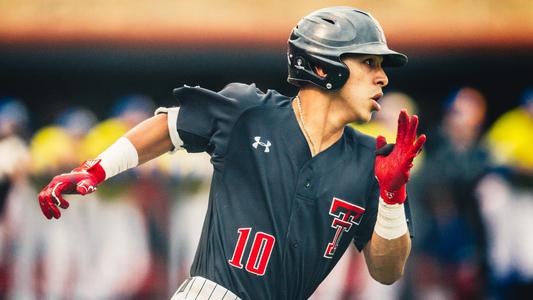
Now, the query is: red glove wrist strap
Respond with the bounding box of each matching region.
[380,184,406,205]
[75,159,106,185]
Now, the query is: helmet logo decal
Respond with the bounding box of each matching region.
[294,57,306,70]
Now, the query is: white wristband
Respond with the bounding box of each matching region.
[96,137,139,180]
[374,198,408,240]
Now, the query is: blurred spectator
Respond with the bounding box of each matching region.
[0,98,31,213]
[0,97,31,295]
[30,126,80,177]
[0,97,29,139]
[477,88,533,299]
[484,88,533,175]
[112,94,156,128]
[477,172,533,299]
[55,106,98,140]
[30,107,98,178]
[409,87,490,299]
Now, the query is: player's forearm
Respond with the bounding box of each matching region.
[97,113,173,181]
[363,197,411,284]
[124,113,173,164]
[364,231,411,285]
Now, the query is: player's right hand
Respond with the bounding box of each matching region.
[38,159,106,219]
[374,110,426,205]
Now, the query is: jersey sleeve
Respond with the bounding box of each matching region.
[352,178,415,252]
[167,83,262,155]
[353,177,380,251]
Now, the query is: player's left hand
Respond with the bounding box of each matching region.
[375,109,426,204]
[38,159,105,219]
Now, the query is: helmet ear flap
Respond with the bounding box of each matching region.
[287,48,350,90]
[310,61,347,91]
[294,56,326,79]
[321,63,350,90]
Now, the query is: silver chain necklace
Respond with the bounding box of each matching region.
[295,95,317,156]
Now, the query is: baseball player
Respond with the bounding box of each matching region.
[38,7,426,300]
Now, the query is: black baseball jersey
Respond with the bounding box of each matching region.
[172,83,412,300]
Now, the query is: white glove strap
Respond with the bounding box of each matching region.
[374,198,408,240]
[97,137,139,180]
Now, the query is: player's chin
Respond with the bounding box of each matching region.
[353,110,373,124]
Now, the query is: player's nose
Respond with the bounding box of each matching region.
[375,68,389,87]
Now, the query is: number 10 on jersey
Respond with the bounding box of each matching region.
[228,228,276,276]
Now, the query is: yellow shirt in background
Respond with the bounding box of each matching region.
[485,108,533,169]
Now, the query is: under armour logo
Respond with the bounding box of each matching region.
[252,136,271,153]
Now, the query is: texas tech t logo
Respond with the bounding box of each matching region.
[324,197,365,259]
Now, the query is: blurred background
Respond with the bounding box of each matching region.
[1,0,532,299]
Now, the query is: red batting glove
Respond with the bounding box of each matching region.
[375,110,426,204]
[38,159,106,219]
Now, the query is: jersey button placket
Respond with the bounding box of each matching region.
[297,165,314,198]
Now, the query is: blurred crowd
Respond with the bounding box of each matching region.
[0,86,532,299]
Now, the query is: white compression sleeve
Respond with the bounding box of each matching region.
[374,198,408,240]
[96,137,139,180]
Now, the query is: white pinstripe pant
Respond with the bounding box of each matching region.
[171,276,241,300]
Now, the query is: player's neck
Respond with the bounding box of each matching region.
[293,88,345,156]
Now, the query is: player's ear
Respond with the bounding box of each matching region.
[313,65,327,78]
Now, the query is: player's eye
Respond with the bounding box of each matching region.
[363,58,377,68]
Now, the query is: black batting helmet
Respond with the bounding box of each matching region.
[287,7,408,91]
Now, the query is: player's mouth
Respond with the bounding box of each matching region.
[371,93,383,111]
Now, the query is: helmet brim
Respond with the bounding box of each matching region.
[342,43,408,67]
